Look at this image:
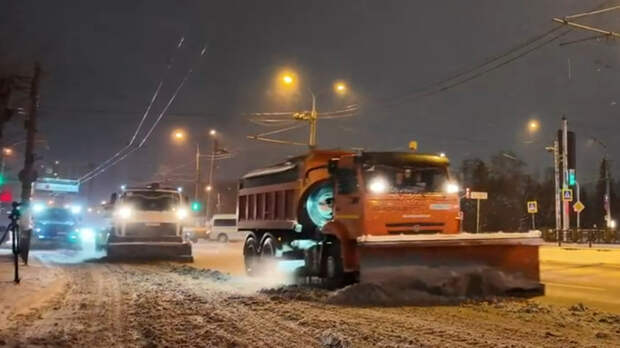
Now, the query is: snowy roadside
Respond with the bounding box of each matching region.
[0,250,68,333]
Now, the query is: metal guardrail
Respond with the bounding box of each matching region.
[542,228,620,246]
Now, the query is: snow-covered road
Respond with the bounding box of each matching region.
[0,244,618,347]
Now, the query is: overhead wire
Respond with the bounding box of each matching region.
[78,36,185,181]
[79,45,208,184]
[377,1,616,108]
[379,26,565,107]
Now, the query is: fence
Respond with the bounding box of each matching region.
[542,228,620,246]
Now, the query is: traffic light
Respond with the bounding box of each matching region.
[568,169,576,186]
[557,130,576,187]
[0,173,4,186]
[191,201,202,212]
[0,189,11,202]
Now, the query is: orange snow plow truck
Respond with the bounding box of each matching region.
[238,150,543,293]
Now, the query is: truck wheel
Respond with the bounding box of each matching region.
[258,234,277,274]
[217,234,228,243]
[243,235,259,276]
[261,234,276,258]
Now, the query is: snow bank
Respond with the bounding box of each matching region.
[328,265,543,307]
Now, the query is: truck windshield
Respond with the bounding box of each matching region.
[363,164,448,193]
[37,208,76,223]
[122,191,180,211]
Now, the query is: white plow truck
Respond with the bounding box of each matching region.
[105,183,192,261]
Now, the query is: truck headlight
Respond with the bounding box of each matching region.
[444,182,459,194]
[70,205,82,214]
[118,206,133,219]
[368,177,389,194]
[79,227,95,242]
[33,203,45,214]
[176,208,188,220]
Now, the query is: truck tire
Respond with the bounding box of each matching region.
[243,234,259,276]
[258,234,277,274]
[260,234,276,258]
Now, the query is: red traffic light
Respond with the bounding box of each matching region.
[0,189,13,203]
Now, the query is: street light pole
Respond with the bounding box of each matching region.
[206,135,217,218]
[546,141,561,234]
[194,143,200,202]
[592,137,612,228]
[561,117,569,236]
[604,151,612,228]
[309,92,317,148]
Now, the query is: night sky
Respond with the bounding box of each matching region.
[1,1,619,201]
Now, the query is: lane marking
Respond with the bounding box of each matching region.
[544,281,605,291]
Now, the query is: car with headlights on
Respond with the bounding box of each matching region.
[32,205,89,249]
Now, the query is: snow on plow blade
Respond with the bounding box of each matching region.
[357,231,544,297]
[107,242,193,262]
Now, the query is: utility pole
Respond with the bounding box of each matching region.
[591,137,611,228]
[206,135,217,218]
[476,198,481,233]
[308,92,318,148]
[194,143,200,201]
[561,117,569,236]
[0,78,12,150]
[546,140,561,234]
[575,180,581,229]
[604,154,612,227]
[19,63,41,204]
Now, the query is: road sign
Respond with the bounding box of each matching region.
[33,177,79,193]
[527,201,538,214]
[562,188,573,201]
[573,201,585,213]
[469,191,488,200]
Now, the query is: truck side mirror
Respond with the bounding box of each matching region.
[335,168,358,195]
[327,158,339,175]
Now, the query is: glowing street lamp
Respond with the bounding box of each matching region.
[172,129,186,142]
[275,70,350,147]
[334,81,347,95]
[528,119,540,133]
[282,74,294,85]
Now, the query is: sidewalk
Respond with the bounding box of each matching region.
[0,250,67,330]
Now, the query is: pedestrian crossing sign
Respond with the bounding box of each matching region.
[527,201,538,214]
[562,188,573,201]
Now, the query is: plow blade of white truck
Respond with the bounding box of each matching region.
[356,231,544,297]
[107,242,193,262]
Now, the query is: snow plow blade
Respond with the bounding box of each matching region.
[356,231,544,297]
[107,242,193,262]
